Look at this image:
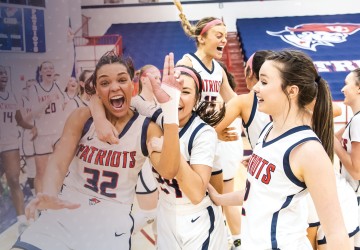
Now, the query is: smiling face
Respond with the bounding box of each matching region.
[342,71,360,107]
[200,25,227,60]
[95,63,133,119]
[253,60,289,117]
[178,74,199,127]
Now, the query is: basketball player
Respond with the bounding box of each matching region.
[12,52,181,250]
[0,66,37,234]
[208,50,351,249]
[334,68,360,249]
[149,65,227,249]
[132,65,161,234]
[27,61,66,193]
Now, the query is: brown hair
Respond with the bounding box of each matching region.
[85,51,134,96]
[266,50,334,161]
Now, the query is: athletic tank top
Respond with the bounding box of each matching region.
[242,123,319,249]
[65,112,150,205]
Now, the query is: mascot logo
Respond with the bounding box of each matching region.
[267,23,360,51]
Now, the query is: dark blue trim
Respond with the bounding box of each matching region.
[355,247,360,250]
[189,52,215,75]
[317,235,326,245]
[258,122,272,142]
[179,112,197,138]
[129,210,134,249]
[135,188,157,195]
[201,206,215,250]
[242,92,257,129]
[283,137,319,188]
[13,239,42,250]
[308,222,320,227]
[262,125,312,148]
[0,90,9,100]
[188,123,206,156]
[270,195,294,249]
[350,226,360,237]
[141,117,151,157]
[211,169,222,175]
[151,108,162,123]
[119,112,139,139]
[81,117,93,138]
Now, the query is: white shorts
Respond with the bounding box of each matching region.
[34,133,60,155]
[14,186,134,250]
[307,175,359,245]
[214,139,243,181]
[136,159,157,194]
[19,129,35,157]
[0,141,19,153]
[156,196,227,250]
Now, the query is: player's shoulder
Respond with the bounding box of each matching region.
[176,54,193,67]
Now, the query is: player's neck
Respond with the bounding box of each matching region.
[194,50,213,70]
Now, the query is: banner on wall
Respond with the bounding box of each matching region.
[236,14,360,101]
[0,6,45,53]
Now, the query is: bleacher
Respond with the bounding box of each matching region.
[104,21,197,69]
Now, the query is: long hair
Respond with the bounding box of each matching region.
[174,0,224,47]
[266,50,334,161]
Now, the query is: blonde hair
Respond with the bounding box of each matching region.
[173,0,224,46]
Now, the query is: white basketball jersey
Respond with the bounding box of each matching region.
[153,113,217,205]
[243,92,272,149]
[29,81,65,135]
[184,53,223,102]
[65,112,150,205]
[242,123,319,249]
[0,90,19,143]
[340,112,360,195]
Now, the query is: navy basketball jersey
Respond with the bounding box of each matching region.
[65,112,150,204]
[242,123,319,249]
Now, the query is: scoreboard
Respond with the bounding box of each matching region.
[0,4,45,53]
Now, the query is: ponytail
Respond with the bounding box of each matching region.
[312,77,334,162]
[173,0,196,38]
[196,101,225,127]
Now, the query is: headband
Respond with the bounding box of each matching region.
[247,53,255,71]
[175,66,200,89]
[200,19,223,36]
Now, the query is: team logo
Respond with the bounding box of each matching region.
[89,197,100,205]
[267,23,360,51]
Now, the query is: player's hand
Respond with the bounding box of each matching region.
[94,118,119,144]
[30,126,38,141]
[25,193,80,221]
[148,52,183,104]
[218,126,239,141]
[241,155,251,168]
[148,53,183,125]
[207,184,221,206]
[147,136,164,156]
